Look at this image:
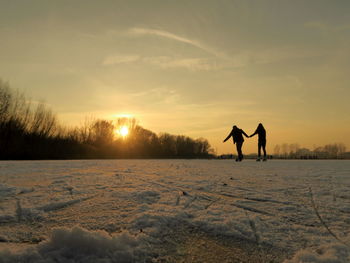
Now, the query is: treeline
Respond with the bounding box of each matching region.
[273,143,348,159]
[0,80,213,159]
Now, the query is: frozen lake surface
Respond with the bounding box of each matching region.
[0,159,349,262]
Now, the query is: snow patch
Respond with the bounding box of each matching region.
[133,191,160,204]
[285,244,350,263]
[0,184,16,198]
[0,227,152,263]
[16,207,44,222]
[17,187,35,195]
[37,197,90,212]
[0,215,15,223]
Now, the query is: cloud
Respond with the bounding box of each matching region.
[305,21,350,32]
[102,55,140,65]
[102,54,217,71]
[127,27,225,58]
[229,47,322,68]
[144,56,215,71]
[130,87,180,105]
[102,46,320,73]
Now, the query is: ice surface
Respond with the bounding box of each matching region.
[0,184,16,198]
[37,197,91,212]
[0,159,349,262]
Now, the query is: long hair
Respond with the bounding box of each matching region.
[257,123,265,132]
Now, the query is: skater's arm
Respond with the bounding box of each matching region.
[242,130,249,138]
[249,129,258,137]
[223,131,232,142]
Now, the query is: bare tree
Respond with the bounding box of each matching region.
[274,145,281,157]
[90,119,115,146]
[0,80,12,123]
[29,103,58,137]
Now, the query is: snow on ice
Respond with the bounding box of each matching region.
[0,159,349,262]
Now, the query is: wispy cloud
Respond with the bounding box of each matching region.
[144,57,215,71]
[130,87,180,105]
[228,47,323,68]
[102,54,217,71]
[127,27,225,58]
[305,21,350,32]
[102,55,140,65]
[102,46,319,72]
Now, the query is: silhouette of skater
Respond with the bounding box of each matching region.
[250,123,267,161]
[223,125,249,161]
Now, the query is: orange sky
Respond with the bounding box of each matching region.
[1,1,349,154]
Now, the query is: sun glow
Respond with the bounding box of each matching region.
[116,126,129,138]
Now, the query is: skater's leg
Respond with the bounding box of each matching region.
[237,142,243,161]
[256,142,262,161]
[262,140,267,160]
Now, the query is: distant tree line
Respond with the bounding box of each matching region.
[273,143,348,159]
[0,80,214,159]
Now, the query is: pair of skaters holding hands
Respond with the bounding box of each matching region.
[223,123,266,162]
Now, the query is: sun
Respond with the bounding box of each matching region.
[116,126,129,138]
[120,126,129,137]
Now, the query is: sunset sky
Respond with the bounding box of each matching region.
[1,0,349,154]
